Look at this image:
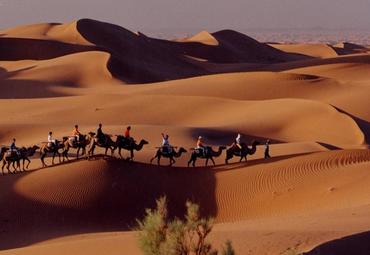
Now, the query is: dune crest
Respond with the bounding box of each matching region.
[183,30,219,45]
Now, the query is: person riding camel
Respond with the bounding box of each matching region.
[161,133,172,154]
[72,124,81,144]
[96,123,105,144]
[235,133,242,150]
[48,131,56,149]
[196,136,206,156]
[9,138,19,156]
[124,126,134,146]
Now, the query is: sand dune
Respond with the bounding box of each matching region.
[0,94,364,148]
[0,21,93,45]
[0,149,369,254]
[180,30,219,46]
[0,18,369,255]
[270,43,338,58]
[0,51,121,98]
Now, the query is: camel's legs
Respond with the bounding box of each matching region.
[12,161,18,173]
[169,157,175,166]
[41,153,47,167]
[130,150,134,160]
[7,161,13,174]
[1,160,6,175]
[52,152,56,165]
[81,147,86,156]
[210,157,216,166]
[63,149,69,161]
[25,158,31,169]
[76,147,80,159]
[150,153,158,165]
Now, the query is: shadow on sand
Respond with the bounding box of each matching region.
[0,156,217,250]
[304,231,370,255]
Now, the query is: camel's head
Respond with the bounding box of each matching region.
[141,139,149,145]
[220,146,227,150]
[88,132,96,137]
[32,145,40,150]
[179,147,188,153]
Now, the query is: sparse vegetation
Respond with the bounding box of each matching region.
[282,248,302,255]
[137,196,235,255]
[221,240,235,255]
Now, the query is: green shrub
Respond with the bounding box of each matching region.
[137,196,234,255]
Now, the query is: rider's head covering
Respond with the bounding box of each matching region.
[127,126,131,130]
[165,134,169,139]
[75,125,78,128]
[198,136,203,140]
[99,123,102,127]
[49,131,52,135]
[12,138,16,142]
[237,133,241,139]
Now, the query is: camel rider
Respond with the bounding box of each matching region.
[196,136,206,155]
[9,138,19,156]
[48,131,56,148]
[235,133,242,150]
[72,125,81,144]
[161,133,172,154]
[124,126,134,146]
[96,123,105,143]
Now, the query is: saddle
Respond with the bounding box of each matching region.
[119,136,134,147]
[5,151,18,159]
[68,137,77,145]
[195,147,209,157]
[160,146,172,155]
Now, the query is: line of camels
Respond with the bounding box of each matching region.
[0,132,260,175]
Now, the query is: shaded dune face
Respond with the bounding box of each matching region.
[0,37,99,61]
[0,18,308,84]
[0,159,217,250]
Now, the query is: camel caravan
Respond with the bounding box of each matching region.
[1,124,270,174]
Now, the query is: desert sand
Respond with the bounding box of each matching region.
[0,19,369,255]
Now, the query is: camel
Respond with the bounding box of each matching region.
[62,134,92,161]
[87,132,116,158]
[1,145,39,174]
[187,146,226,167]
[225,140,260,164]
[150,147,187,166]
[115,135,149,161]
[0,147,9,162]
[40,140,64,167]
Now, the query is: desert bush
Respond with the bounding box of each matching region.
[137,196,234,255]
[221,240,235,255]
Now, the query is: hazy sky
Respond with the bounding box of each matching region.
[1,0,370,33]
